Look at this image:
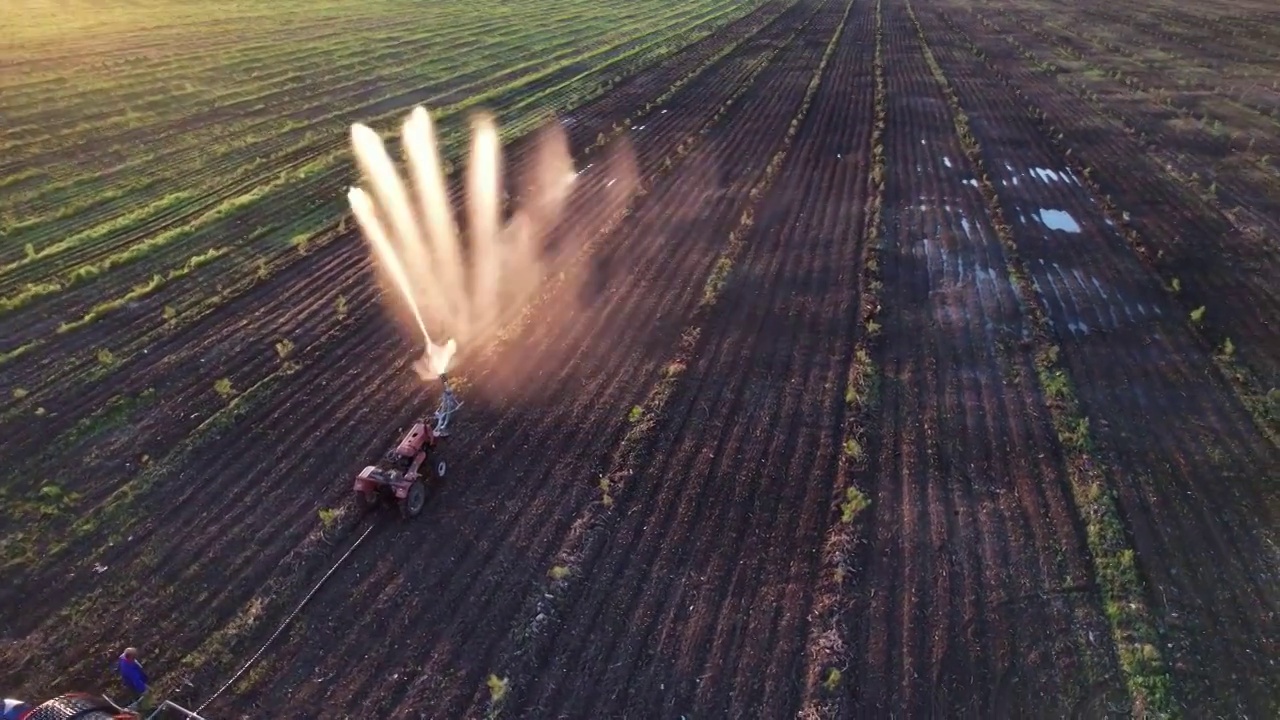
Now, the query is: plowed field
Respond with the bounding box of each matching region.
[2,0,1277,717]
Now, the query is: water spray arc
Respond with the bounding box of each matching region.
[346,105,579,384]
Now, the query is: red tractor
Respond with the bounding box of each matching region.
[352,375,462,518]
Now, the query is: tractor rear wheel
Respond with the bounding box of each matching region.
[399,480,426,519]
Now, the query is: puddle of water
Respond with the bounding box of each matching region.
[1038,208,1082,233]
[1030,167,1064,183]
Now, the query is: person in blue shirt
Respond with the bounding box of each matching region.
[116,647,149,710]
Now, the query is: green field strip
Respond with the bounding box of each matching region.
[996,9,1280,171]
[55,247,230,335]
[1,217,343,411]
[3,0,689,153]
[0,17,709,268]
[1034,16,1280,142]
[0,4,628,161]
[13,10,643,151]
[0,0,663,115]
[1,37,760,388]
[0,0,721,227]
[0,14,440,96]
[1056,9,1280,91]
[1129,7,1280,67]
[5,8,461,70]
[6,0,463,45]
[0,13,644,227]
[0,0,768,381]
[0,0,750,306]
[0,4,576,132]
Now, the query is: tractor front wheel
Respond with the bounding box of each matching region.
[399,480,426,519]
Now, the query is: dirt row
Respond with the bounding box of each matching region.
[0,0,792,471]
[841,2,1126,715]
[1118,3,1280,66]
[927,5,1280,714]
[1002,6,1280,215]
[501,0,875,715]
[998,7,1280,258]
[964,10,1280,396]
[0,0,827,704]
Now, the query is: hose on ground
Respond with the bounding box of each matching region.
[193,523,377,713]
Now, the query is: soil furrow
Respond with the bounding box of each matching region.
[926,11,1280,702]
[514,0,868,714]
[844,3,1123,715]
[952,10,1280,442]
